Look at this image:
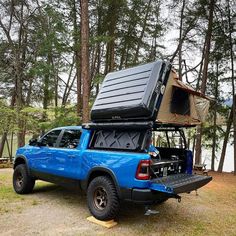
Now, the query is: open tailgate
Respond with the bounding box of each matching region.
[150,173,212,194]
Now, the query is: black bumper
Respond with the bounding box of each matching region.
[132,188,172,204]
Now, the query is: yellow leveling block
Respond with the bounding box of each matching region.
[87,216,118,228]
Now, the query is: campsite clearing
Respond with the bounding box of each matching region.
[0,168,236,236]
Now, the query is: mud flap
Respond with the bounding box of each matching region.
[150,173,212,194]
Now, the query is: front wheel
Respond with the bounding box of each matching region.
[87,176,120,220]
[13,164,35,194]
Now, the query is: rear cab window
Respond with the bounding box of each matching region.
[152,129,186,149]
[40,130,62,147]
[59,129,82,148]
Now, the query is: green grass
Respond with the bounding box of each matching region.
[0,171,24,213]
[0,185,24,201]
[0,170,48,214]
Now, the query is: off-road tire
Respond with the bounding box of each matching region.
[87,176,120,220]
[13,164,35,194]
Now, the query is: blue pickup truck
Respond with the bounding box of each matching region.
[13,61,212,220]
[13,124,212,220]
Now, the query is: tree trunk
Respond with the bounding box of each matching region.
[196,39,206,90]
[133,0,152,64]
[55,74,59,108]
[200,0,215,94]
[72,0,82,116]
[80,0,90,123]
[10,132,14,161]
[90,2,102,86]
[119,6,138,69]
[119,37,128,70]
[26,77,32,106]
[17,119,25,147]
[16,1,25,148]
[0,90,16,158]
[178,0,185,81]
[43,65,50,110]
[5,137,12,162]
[194,0,215,165]
[149,2,161,62]
[227,0,236,175]
[104,1,121,73]
[0,132,8,158]
[16,66,25,147]
[218,106,233,172]
[194,126,202,164]
[211,61,219,171]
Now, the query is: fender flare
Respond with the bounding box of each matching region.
[14,155,31,174]
[81,167,121,198]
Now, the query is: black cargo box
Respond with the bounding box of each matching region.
[91,60,171,122]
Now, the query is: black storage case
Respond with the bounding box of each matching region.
[91,60,171,122]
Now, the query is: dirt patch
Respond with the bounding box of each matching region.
[0,169,236,235]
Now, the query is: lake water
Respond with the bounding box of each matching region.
[202,143,234,172]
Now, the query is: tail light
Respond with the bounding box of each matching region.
[136,160,150,180]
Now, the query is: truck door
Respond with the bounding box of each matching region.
[49,129,82,179]
[30,129,62,174]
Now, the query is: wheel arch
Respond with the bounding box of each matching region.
[81,167,121,198]
[14,155,29,170]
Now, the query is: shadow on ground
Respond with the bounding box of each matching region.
[32,182,185,224]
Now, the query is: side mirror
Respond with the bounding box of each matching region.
[29,138,38,146]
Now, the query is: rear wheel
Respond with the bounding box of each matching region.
[13,164,35,194]
[87,176,120,220]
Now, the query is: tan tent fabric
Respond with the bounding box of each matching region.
[174,79,209,99]
[156,70,210,126]
[194,96,210,122]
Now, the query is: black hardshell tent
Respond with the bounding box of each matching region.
[91,60,210,126]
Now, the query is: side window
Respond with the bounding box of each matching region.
[41,130,61,147]
[59,130,81,148]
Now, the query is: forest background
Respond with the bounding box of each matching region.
[0,0,235,173]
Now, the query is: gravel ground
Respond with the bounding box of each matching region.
[1,168,236,236]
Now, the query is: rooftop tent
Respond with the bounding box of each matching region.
[91,60,172,122]
[90,60,210,126]
[156,70,210,126]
